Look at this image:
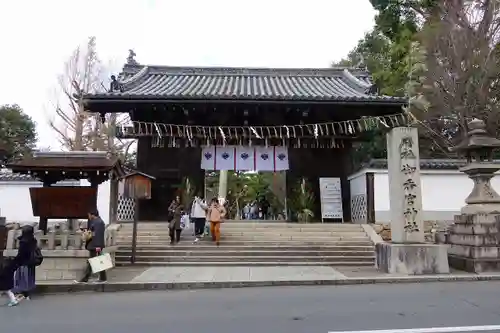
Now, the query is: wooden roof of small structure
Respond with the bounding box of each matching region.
[6,151,126,184]
[118,171,156,181]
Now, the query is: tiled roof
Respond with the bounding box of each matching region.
[83,65,406,103]
[363,159,499,170]
[7,151,122,171]
[0,170,82,182]
[0,172,37,181]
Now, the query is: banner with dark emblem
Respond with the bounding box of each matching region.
[236,146,255,171]
[201,146,289,171]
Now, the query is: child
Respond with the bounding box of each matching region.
[0,258,19,307]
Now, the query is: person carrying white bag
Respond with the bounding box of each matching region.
[180,214,191,231]
[76,209,110,283]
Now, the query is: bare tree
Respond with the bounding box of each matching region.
[416,0,500,149]
[49,36,136,161]
[49,37,102,150]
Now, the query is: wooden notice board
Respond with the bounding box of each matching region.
[29,187,98,218]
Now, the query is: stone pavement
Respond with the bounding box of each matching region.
[105,265,493,283]
[35,265,500,292]
[127,266,348,283]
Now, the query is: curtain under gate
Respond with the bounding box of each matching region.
[200,146,289,171]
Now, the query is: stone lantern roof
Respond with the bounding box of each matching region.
[451,118,500,163]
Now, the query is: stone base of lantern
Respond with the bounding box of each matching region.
[448,212,500,273]
[375,242,450,275]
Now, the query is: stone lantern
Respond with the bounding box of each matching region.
[451,118,500,214]
[448,118,500,272]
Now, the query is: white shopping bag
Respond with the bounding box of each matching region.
[180,214,191,230]
[88,252,114,274]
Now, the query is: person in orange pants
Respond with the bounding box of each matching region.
[207,198,226,246]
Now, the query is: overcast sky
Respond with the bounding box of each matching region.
[0,0,376,149]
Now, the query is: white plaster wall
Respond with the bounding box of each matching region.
[80,179,110,224]
[370,170,500,222]
[0,180,79,224]
[349,173,367,196]
[373,173,390,222]
[0,180,110,224]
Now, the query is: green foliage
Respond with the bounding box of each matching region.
[288,178,315,223]
[205,171,285,218]
[0,104,38,164]
[180,176,195,209]
[334,0,439,165]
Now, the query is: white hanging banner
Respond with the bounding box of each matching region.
[201,146,216,170]
[273,146,289,171]
[255,146,274,171]
[215,145,236,171]
[236,146,255,171]
[201,145,289,171]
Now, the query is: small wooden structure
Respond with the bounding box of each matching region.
[7,151,126,233]
[120,171,155,200]
[119,172,155,264]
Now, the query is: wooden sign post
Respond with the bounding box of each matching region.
[119,172,155,264]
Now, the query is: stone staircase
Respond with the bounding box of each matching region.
[115,221,375,266]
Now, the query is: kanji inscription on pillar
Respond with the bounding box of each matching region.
[386,127,424,243]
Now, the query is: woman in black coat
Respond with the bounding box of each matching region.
[0,258,18,306]
[12,225,38,300]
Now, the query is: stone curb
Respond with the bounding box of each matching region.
[35,274,500,294]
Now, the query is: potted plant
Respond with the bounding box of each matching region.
[290,178,315,223]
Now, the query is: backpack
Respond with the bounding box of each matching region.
[30,247,43,267]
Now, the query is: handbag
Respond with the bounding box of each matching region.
[82,230,92,242]
[88,252,113,274]
[167,211,174,222]
[180,214,190,230]
[29,247,44,267]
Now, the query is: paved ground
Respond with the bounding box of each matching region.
[4,282,500,333]
[128,266,348,282]
[38,265,485,285]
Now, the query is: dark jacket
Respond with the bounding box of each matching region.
[86,217,106,250]
[168,201,183,230]
[0,258,16,291]
[14,225,37,267]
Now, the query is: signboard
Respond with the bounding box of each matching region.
[319,178,343,221]
[30,187,97,218]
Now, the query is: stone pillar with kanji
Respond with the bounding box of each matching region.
[375,127,449,275]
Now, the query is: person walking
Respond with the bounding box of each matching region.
[0,258,18,306]
[168,195,184,245]
[250,201,258,220]
[207,197,226,246]
[260,197,270,220]
[242,203,250,220]
[78,209,107,283]
[12,225,38,300]
[190,193,208,243]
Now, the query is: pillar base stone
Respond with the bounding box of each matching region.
[375,242,450,275]
[448,255,500,273]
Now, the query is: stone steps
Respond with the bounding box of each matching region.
[115,261,372,267]
[115,222,374,267]
[121,220,361,229]
[115,255,374,262]
[117,245,374,251]
[118,236,369,242]
[116,250,374,257]
[119,231,366,236]
[120,227,363,232]
[117,240,374,247]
